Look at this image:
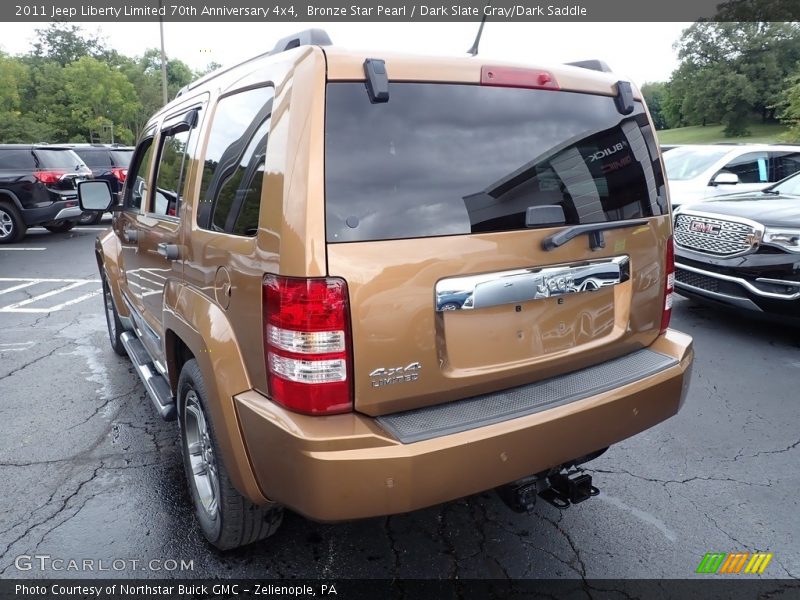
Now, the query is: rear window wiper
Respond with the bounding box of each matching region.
[542,219,649,251]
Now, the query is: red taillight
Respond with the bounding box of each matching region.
[481,66,560,90]
[263,275,353,415]
[110,167,128,183]
[33,170,66,184]
[661,236,675,334]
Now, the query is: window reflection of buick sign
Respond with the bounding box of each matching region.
[462,122,647,234]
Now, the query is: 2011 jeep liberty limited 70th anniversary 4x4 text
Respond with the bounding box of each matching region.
[79,29,694,550]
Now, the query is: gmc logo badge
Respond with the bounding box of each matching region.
[689,220,721,235]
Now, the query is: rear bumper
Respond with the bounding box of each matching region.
[235,330,693,521]
[21,196,81,226]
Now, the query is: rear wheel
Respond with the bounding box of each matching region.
[178,359,283,550]
[44,220,76,234]
[78,212,102,226]
[0,202,27,244]
[102,276,126,356]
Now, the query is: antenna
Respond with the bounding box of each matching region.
[467,4,489,56]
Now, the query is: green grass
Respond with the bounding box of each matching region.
[657,121,789,145]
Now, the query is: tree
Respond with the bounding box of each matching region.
[777,73,800,142]
[0,52,27,113]
[58,56,141,143]
[641,82,668,130]
[195,61,223,78]
[665,22,800,136]
[31,23,108,66]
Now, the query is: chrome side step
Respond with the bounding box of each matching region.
[120,331,176,421]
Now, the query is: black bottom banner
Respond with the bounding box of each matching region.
[2,579,799,600]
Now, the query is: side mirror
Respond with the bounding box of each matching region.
[711,172,740,186]
[78,180,114,212]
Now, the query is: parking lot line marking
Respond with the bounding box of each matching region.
[0,341,35,351]
[46,290,102,312]
[0,281,39,296]
[0,247,46,251]
[0,277,103,313]
[0,277,101,283]
[1,281,90,309]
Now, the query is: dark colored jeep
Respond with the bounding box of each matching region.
[69,144,133,225]
[0,144,92,243]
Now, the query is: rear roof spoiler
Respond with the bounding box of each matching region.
[269,28,332,55]
[565,59,612,73]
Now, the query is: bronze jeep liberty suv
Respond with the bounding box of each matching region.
[79,29,694,550]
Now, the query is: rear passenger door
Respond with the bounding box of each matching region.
[183,85,274,378]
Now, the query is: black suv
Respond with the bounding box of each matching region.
[674,172,800,323]
[0,145,92,243]
[69,144,133,225]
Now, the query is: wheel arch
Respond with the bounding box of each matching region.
[0,190,23,211]
[163,285,268,505]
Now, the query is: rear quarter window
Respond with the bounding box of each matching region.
[0,149,36,170]
[325,83,666,243]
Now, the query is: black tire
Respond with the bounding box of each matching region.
[78,212,102,226]
[44,220,76,234]
[0,201,27,244]
[177,359,283,550]
[102,276,126,356]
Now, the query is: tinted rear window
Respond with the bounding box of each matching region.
[73,148,110,167]
[325,83,665,243]
[34,149,85,170]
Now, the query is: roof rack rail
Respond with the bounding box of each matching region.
[566,59,612,73]
[269,28,332,55]
[175,28,332,99]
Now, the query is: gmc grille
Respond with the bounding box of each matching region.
[674,214,755,257]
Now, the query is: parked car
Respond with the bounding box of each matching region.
[673,171,800,323]
[79,29,693,550]
[0,144,92,244]
[68,144,133,225]
[664,143,800,207]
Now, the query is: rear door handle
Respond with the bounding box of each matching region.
[157,243,180,261]
[123,229,138,243]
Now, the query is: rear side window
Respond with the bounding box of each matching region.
[110,150,133,167]
[770,151,800,182]
[0,149,35,169]
[325,83,666,243]
[198,86,273,237]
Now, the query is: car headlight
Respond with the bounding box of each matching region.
[763,228,800,253]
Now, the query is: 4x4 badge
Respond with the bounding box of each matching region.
[369,362,421,387]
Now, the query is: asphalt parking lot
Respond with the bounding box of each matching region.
[0,223,798,581]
